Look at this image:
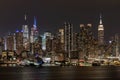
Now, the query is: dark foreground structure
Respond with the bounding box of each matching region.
[0,66,120,80]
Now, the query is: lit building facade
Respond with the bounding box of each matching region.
[46,36,52,52]
[15,30,24,55]
[22,15,29,51]
[73,32,80,51]
[98,14,104,45]
[30,17,39,54]
[64,22,73,59]
[58,29,64,51]
[6,34,14,51]
[42,32,52,51]
[30,17,39,43]
[59,29,64,44]
[114,34,120,56]
[79,24,97,58]
[33,36,42,55]
[0,37,4,55]
[98,14,104,56]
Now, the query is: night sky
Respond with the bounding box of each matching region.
[0,0,120,41]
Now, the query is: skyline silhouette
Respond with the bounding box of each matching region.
[0,0,120,41]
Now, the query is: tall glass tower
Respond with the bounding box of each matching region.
[30,16,39,54]
[22,14,29,50]
[30,16,39,43]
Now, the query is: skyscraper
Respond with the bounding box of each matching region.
[0,37,4,55]
[73,32,80,51]
[58,29,64,51]
[15,30,24,55]
[98,14,104,56]
[114,34,120,57]
[22,14,29,50]
[30,16,39,43]
[30,16,39,54]
[64,22,73,59]
[42,32,52,51]
[98,14,104,45]
[79,24,97,58]
[6,34,14,51]
[59,29,64,44]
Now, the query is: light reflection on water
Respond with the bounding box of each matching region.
[0,63,18,67]
[0,66,120,80]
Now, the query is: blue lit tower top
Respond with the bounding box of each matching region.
[30,16,39,43]
[33,16,37,28]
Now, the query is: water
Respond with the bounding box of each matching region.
[0,66,120,80]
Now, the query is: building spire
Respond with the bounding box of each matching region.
[100,13,102,25]
[33,16,37,28]
[24,14,27,21]
[24,13,28,25]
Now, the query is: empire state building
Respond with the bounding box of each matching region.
[98,14,104,45]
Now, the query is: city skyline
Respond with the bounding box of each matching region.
[0,0,120,40]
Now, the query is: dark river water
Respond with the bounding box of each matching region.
[0,66,120,80]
